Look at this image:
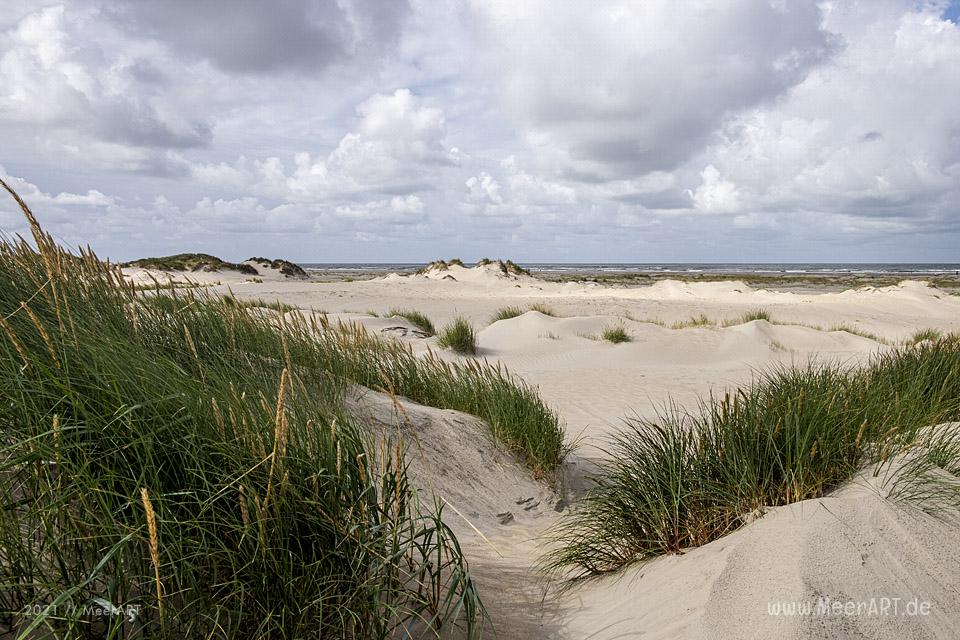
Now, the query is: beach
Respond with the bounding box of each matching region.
[122,260,960,638]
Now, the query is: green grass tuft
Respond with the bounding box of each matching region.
[722,308,771,326]
[911,328,942,344]
[671,314,714,329]
[389,308,436,335]
[437,316,478,355]
[317,322,565,474]
[221,293,297,313]
[601,326,631,343]
[490,303,556,323]
[529,302,556,316]
[491,306,526,322]
[828,323,884,343]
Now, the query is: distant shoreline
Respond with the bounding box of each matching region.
[299,262,960,292]
[300,262,960,275]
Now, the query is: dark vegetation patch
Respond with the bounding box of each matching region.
[125,252,259,275]
[247,256,309,278]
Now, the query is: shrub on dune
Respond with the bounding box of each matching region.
[476,258,530,276]
[418,258,464,274]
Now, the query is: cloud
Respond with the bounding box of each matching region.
[192,89,459,200]
[2,1,960,261]
[49,189,114,206]
[0,165,112,209]
[0,5,212,149]
[108,0,411,74]
[466,172,502,205]
[689,3,960,224]
[470,0,838,179]
[333,197,426,223]
[690,165,740,213]
[389,194,425,214]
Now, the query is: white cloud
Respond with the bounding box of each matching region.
[50,190,114,206]
[332,197,427,226]
[0,165,113,210]
[285,89,458,199]
[507,172,576,206]
[689,3,960,226]
[469,0,836,179]
[466,172,502,204]
[0,5,211,148]
[390,194,425,214]
[690,165,740,213]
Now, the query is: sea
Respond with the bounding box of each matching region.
[299,263,960,277]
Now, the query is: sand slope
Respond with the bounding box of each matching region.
[345,387,960,640]
[561,473,960,639]
[344,387,567,637]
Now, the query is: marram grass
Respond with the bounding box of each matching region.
[0,179,503,638]
[671,314,714,329]
[911,328,943,344]
[721,308,771,326]
[314,320,565,475]
[490,303,556,324]
[437,316,478,355]
[601,325,631,343]
[388,307,436,335]
[490,305,526,322]
[544,338,960,581]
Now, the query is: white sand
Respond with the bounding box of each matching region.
[123,263,960,638]
[559,465,960,639]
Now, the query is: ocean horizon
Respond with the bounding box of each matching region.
[301,262,960,276]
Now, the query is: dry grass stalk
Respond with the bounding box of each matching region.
[263,368,290,508]
[140,487,164,621]
[0,315,29,368]
[21,301,60,367]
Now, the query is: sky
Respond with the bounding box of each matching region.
[1,0,959,263]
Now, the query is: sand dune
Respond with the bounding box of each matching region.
[121,263,960,638]
[559,462,960,640]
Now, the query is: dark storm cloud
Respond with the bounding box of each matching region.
[108,0,411,74]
